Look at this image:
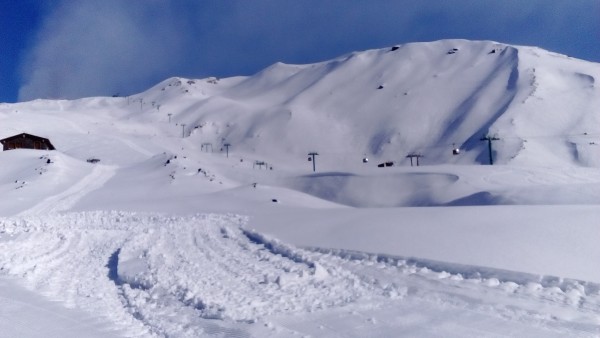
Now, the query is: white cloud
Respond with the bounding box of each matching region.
[18,0,192,101]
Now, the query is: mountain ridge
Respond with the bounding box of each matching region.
[2,39,599,168]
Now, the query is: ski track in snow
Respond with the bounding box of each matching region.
[17,164,117,217]
[0,212,598,337]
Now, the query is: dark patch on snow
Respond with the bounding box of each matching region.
[446,191,505,206]
[242,230,315,269]
[106,248,122,285]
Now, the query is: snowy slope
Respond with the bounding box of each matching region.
[0,39,600,337]
[3,40,598,168]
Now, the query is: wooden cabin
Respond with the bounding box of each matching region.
[0,133,55,151]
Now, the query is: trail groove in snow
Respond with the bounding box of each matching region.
[17,164,117,216]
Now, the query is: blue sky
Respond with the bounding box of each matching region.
[1,0,598,103]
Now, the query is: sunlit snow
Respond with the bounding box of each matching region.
[1,39,599,337]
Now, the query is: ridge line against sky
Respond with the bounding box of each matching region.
[1,0,598,103]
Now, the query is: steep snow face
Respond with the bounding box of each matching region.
[240,41,522,161]
[499,47,600,166]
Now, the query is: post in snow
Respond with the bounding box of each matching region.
[224,143,231,157]
[406,153,424,166]
[480,135,500,165]
[308,152,319,172]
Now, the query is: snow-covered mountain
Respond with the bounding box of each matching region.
[3,39,599,168]
[1,40,600,337]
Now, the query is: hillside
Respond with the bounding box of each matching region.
[2,39,599,169]
[0,39,600,337]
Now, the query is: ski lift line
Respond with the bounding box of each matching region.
[410,132,600,150]
[493,133,600,141]
[273,132,600,157]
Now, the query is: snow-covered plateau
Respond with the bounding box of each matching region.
[0,39,599,337]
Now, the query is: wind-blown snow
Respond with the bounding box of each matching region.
[1,39,600,336]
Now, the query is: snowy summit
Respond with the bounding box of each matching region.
[0,39,599,337]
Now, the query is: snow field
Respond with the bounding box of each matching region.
[1,39,600,336]
[0,211,599,337]
[0,212,378,336]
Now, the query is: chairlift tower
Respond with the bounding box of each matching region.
[201,143,213,152]
[308,152,319,172]
[480,135,500,165]
[406,153,423,166]
[224,143,231,157]
[253,160,267,169]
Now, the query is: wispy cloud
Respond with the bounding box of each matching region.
[18,0,195,100]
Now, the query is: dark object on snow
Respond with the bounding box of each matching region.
[87,158,100,163]
[46,159,51,164]
[377,85,384,89]
[453,148,460,155]
[447,48,459,55]
[254,161,267,169]
[363,157,369,163]
[377,161,394,168]
[391,46,400,51]
[272,199,278,203]
[1,133,55,151]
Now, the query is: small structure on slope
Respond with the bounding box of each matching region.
[0,133,56,151]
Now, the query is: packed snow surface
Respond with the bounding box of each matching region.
[0,39,600,337]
